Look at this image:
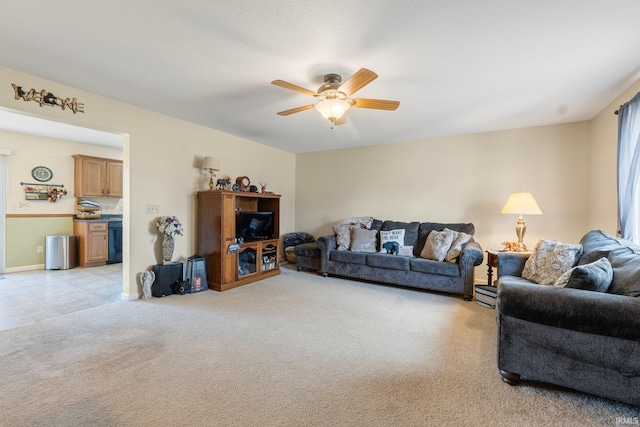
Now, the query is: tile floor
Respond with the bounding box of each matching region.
[0,264,123,331]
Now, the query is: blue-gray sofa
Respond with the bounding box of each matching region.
[317,220,484,300]
[496,230,640,405]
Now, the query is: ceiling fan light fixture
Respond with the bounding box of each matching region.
[315,99,350,122]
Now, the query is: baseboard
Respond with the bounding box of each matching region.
[121,292,139,301]
[4,264,45,273]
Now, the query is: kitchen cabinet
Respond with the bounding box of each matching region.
[73,154,123,198]
[74,221,108,267]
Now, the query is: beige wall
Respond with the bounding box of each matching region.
[296,122,592,268]
[0,66,296,298]
[588,79,640,233]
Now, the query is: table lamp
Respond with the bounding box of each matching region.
[202,157,220,190]
[500,191,542,251]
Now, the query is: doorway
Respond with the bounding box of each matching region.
[0,108,128,297]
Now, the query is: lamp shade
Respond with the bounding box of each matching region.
[315,99,350,121]
[202,156,220,171]
[501,192,542,215]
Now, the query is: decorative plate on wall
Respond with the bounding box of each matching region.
[31,166,53,182]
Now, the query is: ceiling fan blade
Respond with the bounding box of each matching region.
[334,114,348,126]
[338,68,378,96]
[276,104,315,116]
[352,98,400,111]
[271,80,318,97]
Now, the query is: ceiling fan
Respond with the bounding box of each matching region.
[271,68,400,128]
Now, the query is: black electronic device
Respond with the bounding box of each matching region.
[236,211,275,240]
[152,263,183,297]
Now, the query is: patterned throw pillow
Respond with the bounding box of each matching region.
[522,239,583,285]
[379,229,405,254]
[333,224,353,251]
[350,228,378,252]
[420,229,456,262]
[336,216,374,229]
[444,228,473,263]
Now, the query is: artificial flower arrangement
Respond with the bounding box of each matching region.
[156,216,183,238]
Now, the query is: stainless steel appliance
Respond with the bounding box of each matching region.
[107,220,122,264]
[45,235,78,270]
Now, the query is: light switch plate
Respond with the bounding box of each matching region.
[145,205,159,214]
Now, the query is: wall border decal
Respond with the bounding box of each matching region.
[11,83,84,114]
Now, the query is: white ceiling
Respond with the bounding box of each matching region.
[1,1,640,154]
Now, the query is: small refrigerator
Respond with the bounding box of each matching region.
[45,235,78,270]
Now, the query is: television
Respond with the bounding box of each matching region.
[236,211,275,240]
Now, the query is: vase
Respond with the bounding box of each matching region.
[162,235,175,265]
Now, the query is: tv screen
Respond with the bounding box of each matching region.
[237,211,274,240]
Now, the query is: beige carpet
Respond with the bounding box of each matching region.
[0,266,637,426]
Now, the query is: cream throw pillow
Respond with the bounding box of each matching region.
[333,224,353,251]
[420,229,456,262]
[350,228,378,252]
[522,239,583,285]
[444,228,473,263]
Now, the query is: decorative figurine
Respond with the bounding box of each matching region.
[140,270,155,299]
[216,176,231,190]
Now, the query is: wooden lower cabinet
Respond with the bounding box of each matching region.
[197,190,281,291]
[74,221,108,267]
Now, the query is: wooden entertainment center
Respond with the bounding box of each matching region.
[196,190,280,291]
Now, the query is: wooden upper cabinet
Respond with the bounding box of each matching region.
[73,155,123,198]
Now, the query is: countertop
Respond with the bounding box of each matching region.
[73,214,123,223]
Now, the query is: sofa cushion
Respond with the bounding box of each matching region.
[330,250,367,265]
[350,228,377,253]
[366,253,410,271]
[420,229,456,262]
[410,258,460,277]
[522,239,583,285]
[579,230,637,265]
[607,247,640,296]
[294,242,320,258]
[417,223,475,256]
[497,275,537,287]
[554,257,613,292]
[380,221,420,249]
[379,229,405,254]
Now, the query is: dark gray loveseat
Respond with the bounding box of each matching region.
[496,230,640,406]
[317,221,484,300]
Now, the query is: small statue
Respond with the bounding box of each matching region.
[259,181,273,194]
[140,270,155,299]
[216,176,231,190]
[501,241,520,252]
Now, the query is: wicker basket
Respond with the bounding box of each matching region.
[285,247,296,264]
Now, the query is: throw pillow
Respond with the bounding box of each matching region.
[336,216,374,229]
[522,239,583,286]
[420,229,456,262]
[396,245,414,257]
[350,228,378,253]
[379,229,406,254]
[553,257,613,292]
[444,228,473,263]
[333,224,354,251]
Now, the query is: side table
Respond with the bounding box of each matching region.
[486,250,532,286]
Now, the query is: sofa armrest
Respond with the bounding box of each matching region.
[496,252,531,277]
[317,235,336,274]
[497,281,640,341]
[460,241,484,266]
